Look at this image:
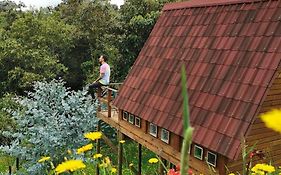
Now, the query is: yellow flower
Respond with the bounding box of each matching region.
[77,143,93,154]
[252,163,275,173]
[148,158,158,164]
[93,153,103,159]
[129,163,133,167]
[99,162,108,168]
[260,109,281,133]
[111,167,117,173]
[104,157,111,164]
[55,160,86,174]
[119,140,125,144]
[38,156,51,163]
[228,173,235,175]
[84,131,102,141]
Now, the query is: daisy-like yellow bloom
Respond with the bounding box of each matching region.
[93,153,103,159]
[38,156,51,163]
[111,167,117,173]
[252,163,275,173]
[260,109,281,133]
[55,160,86,174]
[148,158,158,164]
[77,143,93,154]
[84,131,102,141]
[119,140,125,144]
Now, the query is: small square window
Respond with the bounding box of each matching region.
[149,123,157,137]
[129,114,134,124]
[194,145,203,160]
[135,117,141,127]
[207,151,217,167]
[161,129,170,144]
[123,111,128,121]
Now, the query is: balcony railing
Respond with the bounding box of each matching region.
[97,83,122,119]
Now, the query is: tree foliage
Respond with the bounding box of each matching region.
[1,80,97,174]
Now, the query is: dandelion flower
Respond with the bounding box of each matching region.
[119,140,125,144]
[148,158,158,164]
[252,163,275,173]
[111,167,117,173]
[38,156,51,163]
[260,109,281,133]
[77,143,93,154]
[93,153,103,159]
[55,160,86,174]
[84,131,102,141]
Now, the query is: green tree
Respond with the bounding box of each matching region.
[0,11,76,96]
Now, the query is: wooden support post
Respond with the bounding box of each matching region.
[96,121,101,175]
[16,157,19,170]
[9,166,12,175]
[118,131,124,175]
[107,89,112,117]
[138,144,142,175]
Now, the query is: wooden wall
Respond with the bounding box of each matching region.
[227,71,281,173]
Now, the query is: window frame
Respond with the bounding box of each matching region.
[149,123,157,137]
[207,151,217,167]
[160,128,170,144]
[194,145,203,160]
[123,111,128,121]
[128,113,135,124]
[135,117,141,128]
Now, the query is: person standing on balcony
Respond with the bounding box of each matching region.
[89,55,110,98]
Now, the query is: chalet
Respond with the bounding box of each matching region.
[97,0,281,174]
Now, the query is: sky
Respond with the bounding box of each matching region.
[11,0,124,9]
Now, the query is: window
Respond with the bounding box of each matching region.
[194,145,203,160]
[135,117,141,127]
[161,129,170,143]
[149,123,157,137]
[207,151,217,167]
[129,114,135,124]
[123,111,128,121]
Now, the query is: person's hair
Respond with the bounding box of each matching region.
[101,55,108,62]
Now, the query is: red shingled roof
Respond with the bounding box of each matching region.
[113,0,281,160]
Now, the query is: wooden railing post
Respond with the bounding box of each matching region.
[97,88,101,112]
[108,89,112,117]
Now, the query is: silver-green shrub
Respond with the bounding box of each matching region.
[1,79,97,174]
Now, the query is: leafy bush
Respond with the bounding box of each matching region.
[0,80,98,174]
